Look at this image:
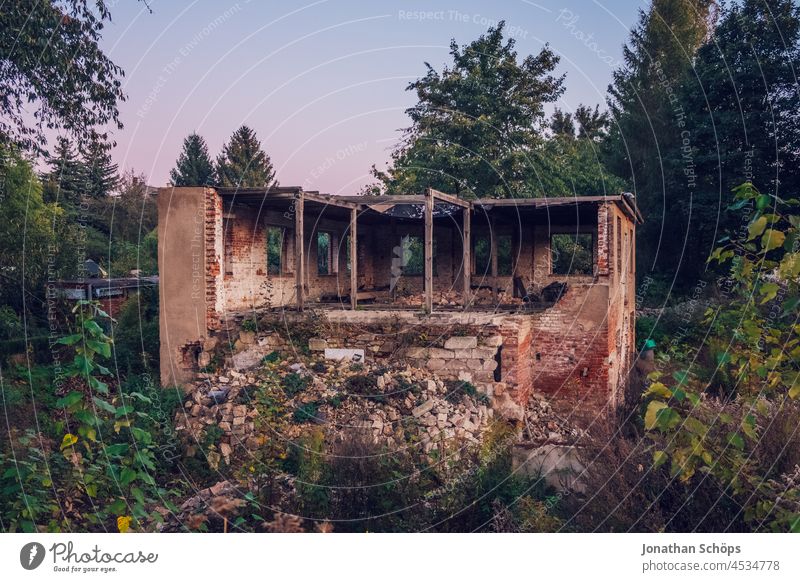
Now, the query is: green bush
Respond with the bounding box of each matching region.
[293,401,319,423]
[344,374,377,396]
[282,372,309,397]
[112,286,159,375]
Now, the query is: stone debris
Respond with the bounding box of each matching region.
[176,340,576,467]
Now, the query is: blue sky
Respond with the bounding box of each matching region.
[101,0,644,193]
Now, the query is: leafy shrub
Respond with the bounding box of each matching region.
[241,318,258,333]
[344,374,376,396]
[113,286,159,375]
[293,401,319,423]
[282,372,309,397]
[261,351,281,365]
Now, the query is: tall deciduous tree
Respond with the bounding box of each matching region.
[215,126,275,189]
[551,109,575,137]
[374,22,565,198]
[0,1,126,153]
[605,0,715,280]
[170,132,215,186]
[0,145,63,312]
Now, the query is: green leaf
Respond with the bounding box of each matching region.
[82,319,104,336]
[761,229,785,252]
[656,407,681,430]
[727,432,745,450]
[88,376,109,395]
[92,396,116,415]
[644,382,672,399]
[748,216,768,240]
[57,334,83,346]
[652,450,668,469]
[109,498,127,514]
[760,282,780,304]
[104,443,129,457]
[74,354,94,375]
[138,471,156,486]
[114,404,134,418]
[60,433,78,450]
[645,401,668,430]
[131,487,145,505]
[756,194,772,210]
[56,391,83,408]
[672,370,689,386]
[86,339,111,358]
[120,467,138,487]
[130,427,152,445]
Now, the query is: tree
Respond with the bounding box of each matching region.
[373,22,565,198]
[574,104,609,141]
[82,138,119,199]
[42,137,86,207]
[215,126,275,188]
[672,0,800,278]
[605,0,715,280]
[170,132,215,186]
[0,145,61,313]
[0,1,126,153]
[550,109,575,137]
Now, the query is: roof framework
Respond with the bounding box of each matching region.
[215,187,641,312]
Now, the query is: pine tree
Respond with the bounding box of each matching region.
[672,0,800,278]
[574,104,609,142]
[81,138,119,198]
[605,0,715,280]
[170,132,215,186]
[42,137,86,206]
[215,126,275,188]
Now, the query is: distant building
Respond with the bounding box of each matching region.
[51,275,158,318]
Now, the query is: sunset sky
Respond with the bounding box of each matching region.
[100,0,642,194]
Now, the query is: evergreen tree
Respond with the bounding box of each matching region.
[170,132,215,186]
[575,104,609,141]
[373,22,565,198]
[605,0,715,279]
[673,0,800,277]
[42,136,86,206]
[215,126,275,188]
[81,137,119,198]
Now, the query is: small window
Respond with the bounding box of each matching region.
[266,226,284,275]
[474,237,491,275]
[400,235,436,276]
[616,217,622,274]
[402,235,424,276]
[317,231,331,275]
[497,235,513,276]
[551,233,594,275]
[224,223,234,276]
[629,228,634,273]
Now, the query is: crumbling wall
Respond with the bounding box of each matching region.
[158,186,212,386]
[530,283,611,423]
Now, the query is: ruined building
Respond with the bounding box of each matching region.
[158,186,641,423]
